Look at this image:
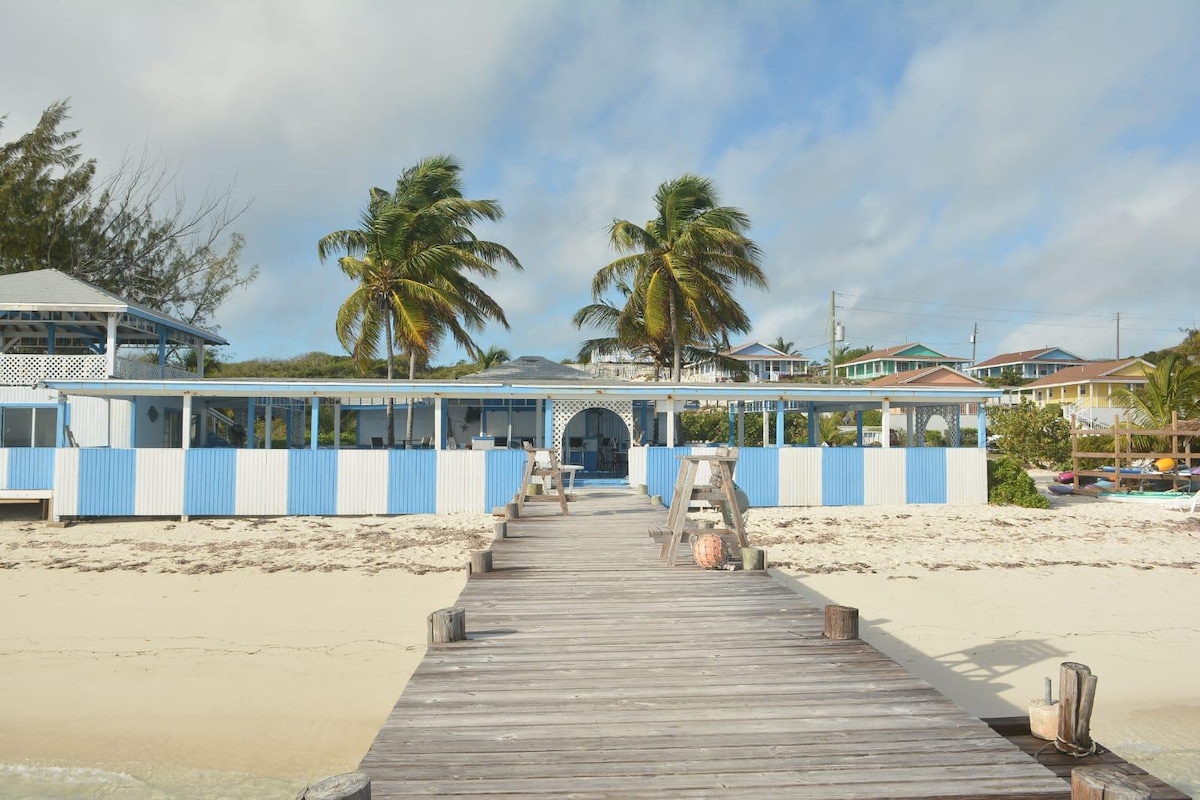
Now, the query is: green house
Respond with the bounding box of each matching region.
[837,343,969,381]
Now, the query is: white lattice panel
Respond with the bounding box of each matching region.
[113,357,199,380]
[550,400,634,455]
[0,354,107,385]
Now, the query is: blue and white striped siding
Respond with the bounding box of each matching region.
[1,448,57,490]
[640,446,987,508]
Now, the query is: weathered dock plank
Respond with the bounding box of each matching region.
[361,489,1069,798]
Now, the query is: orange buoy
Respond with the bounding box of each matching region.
[692,533,728,569]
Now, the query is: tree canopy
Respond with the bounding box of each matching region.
[0,100,255,331]
[588,174,766,381]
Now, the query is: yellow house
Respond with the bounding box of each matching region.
[1010,358,1152,425]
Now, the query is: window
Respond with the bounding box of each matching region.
[0,406,59,447]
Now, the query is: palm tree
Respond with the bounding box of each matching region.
[318,155,522,444]
[1112,355,1200,444]
[591,174,766,381]
[771,337,796,355]
[473,346,510,372]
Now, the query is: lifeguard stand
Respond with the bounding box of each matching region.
[660,451,748,566]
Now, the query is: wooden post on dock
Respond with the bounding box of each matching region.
[470,550,493,575]
[741,547,766,571]
[296,771,371,800]
[494,521,507,539]
[635,483,648,495]
[1070,767,1151,799]
[1057,661,1098,756]
[505,501,519,520]
[650,494,662,507]
[427,607,466,646]
[824,605,859,640]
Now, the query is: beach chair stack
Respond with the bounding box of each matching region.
[514,442,569,517]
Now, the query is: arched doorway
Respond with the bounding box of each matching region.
[914,405,960,446]
[555,404,633,479]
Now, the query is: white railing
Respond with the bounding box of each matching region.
[114,357,199,380]
[1062,401,1108,430]
[0,354,108,385]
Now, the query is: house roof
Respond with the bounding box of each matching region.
[466,355,623,385]
[1022,359,1151,388]
[0,269,227,345]
[970,347,1087,370]
[867,366,985,387]
[724,342,810,361]
[840,343,967,367]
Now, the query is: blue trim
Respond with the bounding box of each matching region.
[310,399,319,450]
[855,410,863,445]
[727,404,735,448]
[57,396,68,447]
[906,448,947,504]
[977,406,987,447]
[6,448,56,490]
[774,401,784,446]
[184,449,237,515]
[485,449,526,511]
[78,449,136,515]
[807,403,817,446]
[735,448,779,507]
[543,399,553,449]
[821,448,865,505]
[287,450,337,515]
[386,450,436,514]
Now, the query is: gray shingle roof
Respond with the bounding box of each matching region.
[467,356,628,384]
[0,269,226,344]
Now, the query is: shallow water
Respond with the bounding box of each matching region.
[0,761,302,799]
[1097,704,1200,796]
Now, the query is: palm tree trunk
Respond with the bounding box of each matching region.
[384,310,395,447]
[669,295,683,382]
[405,350,417,443]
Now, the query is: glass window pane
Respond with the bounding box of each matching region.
[33,408,58,447]
[2,407,34,447]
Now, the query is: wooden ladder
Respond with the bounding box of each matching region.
[661,452,748,566]
[515,443,570,517]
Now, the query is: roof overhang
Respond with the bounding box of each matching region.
[40,378,1002,407]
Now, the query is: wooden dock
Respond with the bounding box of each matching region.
[361,489,1072,798]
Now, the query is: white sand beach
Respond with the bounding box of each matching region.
[1,492,1198,796]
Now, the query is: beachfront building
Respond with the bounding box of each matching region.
[684,341,813,383]
[1,272,1002,518]
[1007,358,1153,428]
[868,366,986,445]
[966,347,1089,382]
[837,343,970,381]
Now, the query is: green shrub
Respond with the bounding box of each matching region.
[986,402,1071,469]
[960,427,978,447]
[987,456,1049,508]
[924,429,945,447]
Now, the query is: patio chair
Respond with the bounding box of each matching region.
[1168,489,1200,515]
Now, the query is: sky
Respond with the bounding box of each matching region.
[2,0,1198,366]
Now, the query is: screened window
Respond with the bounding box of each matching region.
[0,407,58,447]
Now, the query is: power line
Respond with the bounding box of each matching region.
[841,304,1185,334]
[835,293,1197,325]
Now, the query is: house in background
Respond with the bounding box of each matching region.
[868,366,986,444]
[966,347,1089,382]
[838,343,969,381]
[685,342,813,383]
[1009,358,1152,428]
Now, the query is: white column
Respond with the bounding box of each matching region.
[880,399,891,449]
[265,405,273,450]
[105,313,118,377]
[761,404,769,446]
[434,398,444,450]
[906,407,915,445]
[666,401,676,448]
[182,394,193,450]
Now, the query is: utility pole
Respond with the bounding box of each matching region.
[1115,312,1121,359]
[829,290,836,385]
[970,322,978,365]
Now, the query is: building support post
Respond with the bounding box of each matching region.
[105,313,118,376]
[434,398,445,450]
[196,340,205,378]
[774,400,785,447]
[761,403,769,446]
[246,398,255,448]
[182,394,193,450]
[543,399,554,453]
[666,401,676,448]
[56,393,68,447]
[978,404,987,448]
[737,401,745,448]
[855,410,864,446]
[333,401,341,450]
[807,402,817,446]
[727,403,736,448]
[310,397,319,450]
[881,399,891,449]
[906,407,915,446]
[265,404,273,450]
[157,327,167,377]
